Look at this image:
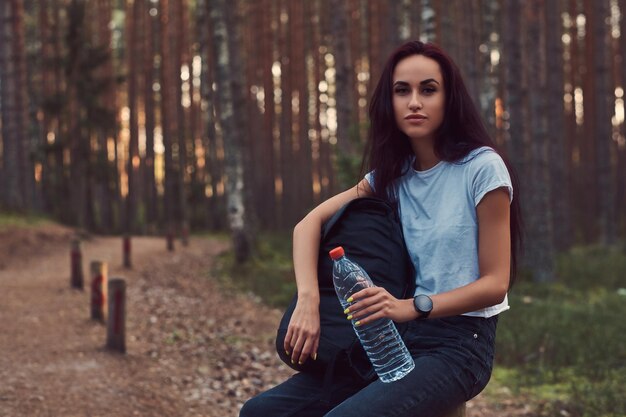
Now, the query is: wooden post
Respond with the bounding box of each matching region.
[441,404,466,417]
[166,224,175,251]
[123,235,131,268]
[181,220,189,247]
[90,261,107,321]
[106,278,126,353]
[70,239,84,289]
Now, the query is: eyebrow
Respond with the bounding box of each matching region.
[393,78,440,86]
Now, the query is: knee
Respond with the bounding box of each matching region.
[238,395,264,417]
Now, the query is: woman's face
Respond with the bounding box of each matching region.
[392,54,445,144]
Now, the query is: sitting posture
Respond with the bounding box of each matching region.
[240,40,522,417]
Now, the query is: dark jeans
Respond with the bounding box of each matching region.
[239,315,497,417]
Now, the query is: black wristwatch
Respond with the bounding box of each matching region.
[413,294,433,319]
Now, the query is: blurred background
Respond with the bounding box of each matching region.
[0,0,625,416]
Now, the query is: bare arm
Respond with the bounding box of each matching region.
[285,179,372,365]
[347,187,511,324]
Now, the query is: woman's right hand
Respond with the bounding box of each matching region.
[283,296,320,366]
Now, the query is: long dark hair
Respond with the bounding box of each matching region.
[362,40,523,287]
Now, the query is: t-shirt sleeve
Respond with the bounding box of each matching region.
[364,171,375,191]
[470,150,513,206]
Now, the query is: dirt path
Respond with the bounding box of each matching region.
[0,228,531,417]
[0,233,293,417]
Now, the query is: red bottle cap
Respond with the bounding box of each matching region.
[329,246,345,260]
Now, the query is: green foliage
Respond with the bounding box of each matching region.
[335,152,363,190]
[334,122,368,190]
[569,369,626,417]
[555,244,626,290]
[495,245,626,416]
[215,232,296,308]
[0,212,52,230]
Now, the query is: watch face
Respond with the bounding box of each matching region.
[415,295,433,314]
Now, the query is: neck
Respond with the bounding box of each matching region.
[410,140,439,171]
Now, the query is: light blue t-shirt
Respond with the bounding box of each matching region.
[365,146,512,317]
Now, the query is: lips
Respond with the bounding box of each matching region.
[405,114,427,120]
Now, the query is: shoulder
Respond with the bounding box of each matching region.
[459,146,502,165]
[460,147,513,204]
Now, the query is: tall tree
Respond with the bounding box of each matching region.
[502,0,525,167]
[477,0,499,136]
[277,0,295,227]
[591,0,617,245]
[619,0,626,234]
[330,0,356,188]
[525,0,555,282]
[545,0,571,251]
[0,0,29,210]
[257,0,277,227]
[173,0,189,237]
[159,0,177,236]
[199,0,225,230]
[126,0,141,233]
[208,0,251,262]
[94,0,117,232]
[143,0,158,231]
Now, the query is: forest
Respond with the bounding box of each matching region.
[1,0,626,416]
[1,0,625,279]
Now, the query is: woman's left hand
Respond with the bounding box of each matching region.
[344,287,417,325]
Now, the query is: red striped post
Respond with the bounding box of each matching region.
[123,235,131,268]
[70,239,84,290]
[106,278,126,353]
[90,261,108,321]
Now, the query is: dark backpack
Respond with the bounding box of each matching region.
[275,197,415,384]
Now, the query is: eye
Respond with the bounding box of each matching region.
[422,86,437,95]
[394,86,409,94]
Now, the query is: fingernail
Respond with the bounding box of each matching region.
[291,358,295,364]
[313,353,317,360]
[343,308,350,314]
[346,297,353,303]
[347,315,353,320]
[355,321,361,327]
[285,350,290,356]
[298,360,303,365]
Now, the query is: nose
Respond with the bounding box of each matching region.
[409,90,422,110]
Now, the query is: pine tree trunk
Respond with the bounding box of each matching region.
[0,0,28,210]
[199,0,224,230]
[298,0,314,214]
[545,0,571,251]
[259,0,277,228]
[173,0,189,236]
[208,0,251,262]
[126,0,141,233]
[160,0,176,234]
[277,0,295,227]
[477,0,499,137]
[330,0,355,158]
[409,0,421,41]
[420,0,437,43]
[502,0,525,167]
[618,0,626,233]
[591,0,616,245]
[143,0,158,231]
[525,0,555,282]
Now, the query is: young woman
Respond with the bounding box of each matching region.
[240,40,522,417]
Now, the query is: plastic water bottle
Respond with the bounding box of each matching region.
[329,246,415,383]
